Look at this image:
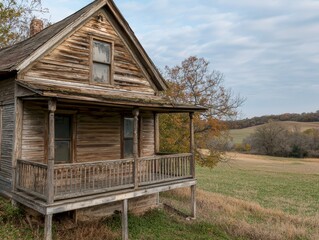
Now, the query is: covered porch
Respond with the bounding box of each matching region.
[12,90,204,239]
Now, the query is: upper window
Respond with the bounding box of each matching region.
[92,40,112,84]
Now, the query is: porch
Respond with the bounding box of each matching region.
[11,96,201,240]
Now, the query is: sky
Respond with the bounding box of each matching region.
[40,0,319,118]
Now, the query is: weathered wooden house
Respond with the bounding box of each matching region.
[0,0,206,239]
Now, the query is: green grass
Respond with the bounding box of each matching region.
[0,153,318,239]
[229,121,319,144]
[197,160,319,216]
[105,209,232,240]
[0,198,36,240]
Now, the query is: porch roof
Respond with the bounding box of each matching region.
[17,80,207,113]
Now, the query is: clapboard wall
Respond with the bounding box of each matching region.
[22,10,155,94]
[0,78,15,193]
[21,102,155,163]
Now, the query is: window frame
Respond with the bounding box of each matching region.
[121,115,141,159]
[90,36,114,86]
[53,112,77,164]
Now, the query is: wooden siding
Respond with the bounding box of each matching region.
[20,101,155,164]
[141,113,155,157]
[0,79,15,190]
[0,79,15,103]
[23,11,155,94]
[77,112,121,162]
[0,105,15,179]
[21,103,46,163]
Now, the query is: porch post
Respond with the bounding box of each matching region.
[47,99,56,204]
[191,185,196,219]
[189,112,195,178]
[12,98,23,194]
[154,113,160,153]
[44,214,53,240]
[121,199,128,240]
[133,108,139,189]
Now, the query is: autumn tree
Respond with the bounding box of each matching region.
[160,56,244,167]
[0,0,48,48]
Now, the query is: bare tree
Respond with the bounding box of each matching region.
[164,56,245,120]
[0,0,48,48]
[245,121,289,156]
[160,56,245,167]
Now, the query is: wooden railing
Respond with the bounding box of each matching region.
[16,160,48,200]
[138,153,192,185]
[53,159,134,200]
[16,153,193,202]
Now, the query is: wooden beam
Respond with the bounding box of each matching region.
[133,108,139,189]
[44,214,53,240]
[191,185,196,219]
[189,112,195,178]
[154,113,160,153]
[121,199,128,240]
[47,99,56,204]
[46,180,196,215]
[12,97,23,193]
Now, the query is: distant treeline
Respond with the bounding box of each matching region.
[226,111,319,129]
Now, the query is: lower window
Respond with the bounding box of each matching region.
[55,115,72,163]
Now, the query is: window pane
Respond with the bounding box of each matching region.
[124,118,134,138]
[124,139,133,158]
[93,63,110,83]
[93,40,111,63]
[55,115,71,139]
[55,141,70,163]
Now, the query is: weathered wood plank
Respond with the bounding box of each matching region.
[47,99,56,204]
[122,199,128,240]
[22,11,155,93]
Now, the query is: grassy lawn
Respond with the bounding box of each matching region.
[197,160,319,216]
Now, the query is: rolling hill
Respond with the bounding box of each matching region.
[229,121,319,144]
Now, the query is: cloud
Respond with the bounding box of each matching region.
[43,0,319,117]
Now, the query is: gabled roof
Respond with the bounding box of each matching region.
[0,0,168,91]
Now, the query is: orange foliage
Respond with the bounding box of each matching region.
[160,56,244,167]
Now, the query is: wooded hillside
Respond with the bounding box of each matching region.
[227,111,319,129]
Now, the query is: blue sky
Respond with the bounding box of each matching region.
[40,0,319,118]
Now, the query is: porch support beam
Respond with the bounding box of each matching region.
[121,199,128,240]
[47,99,56,204]
[12,98,23,193]
[154,113,160,153]
[133,108,139,189]
[189,112,195,178]
[44,214,53,240]
[191,185,196,219]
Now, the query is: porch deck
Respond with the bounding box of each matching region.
[15,153,193,202]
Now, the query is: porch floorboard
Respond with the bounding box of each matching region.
[12,178,196,215]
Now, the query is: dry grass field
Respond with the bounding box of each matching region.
[1,153,318,239]
[163,153,319,239]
